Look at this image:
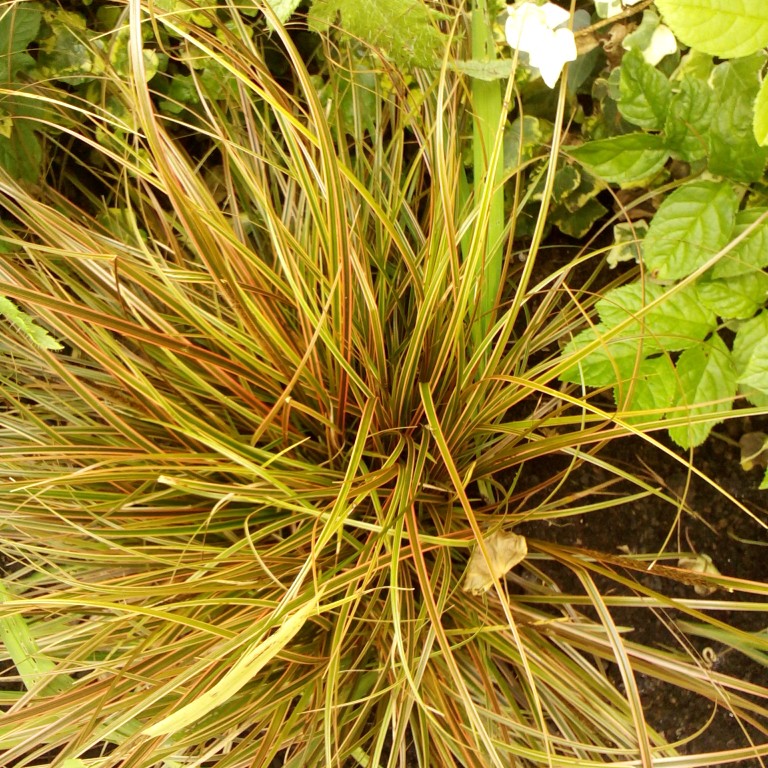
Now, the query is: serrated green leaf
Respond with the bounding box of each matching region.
[309,0,447,68]
[614,354,677,424]
[733,311,768,395]
[158,73,201,115]
[665,77,714,163]
[266,0,303,23]
[708,56,768,182]
[668,333,737,449]
[559,326,645,387]
[698,271,768,319]
[619,49,671,130]
[642,180,739,281]
[712,208,768,278]
[754,76,768,146]
[0,295,63,350]
[731,312,768,406]
[451,59,516,81]
[655,0,768,58]
[597,281,717,353]
[567,133,669,186]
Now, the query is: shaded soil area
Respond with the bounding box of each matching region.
[516,417,768,767]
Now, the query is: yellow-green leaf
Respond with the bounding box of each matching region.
[656,0,768,58]
[754,76,768,146]
[144,593,322,737]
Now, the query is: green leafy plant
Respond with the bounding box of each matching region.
[1,2,767,767]
[559,8,768,455]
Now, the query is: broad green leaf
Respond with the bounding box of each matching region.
[153,0,215,27]
[697,271,768,320]
[754,76,768,146]
[552,198,608,239]
[642,180,739,281]
[665,77,714,163]
[655,0,768,58]
[597,281,717,353]
[334,64,378,138]
[708,56,768,182]
[673,49,714,82]
[309,0,447,68]
[35,10,97,85]
[619,49,671,130]
[110,28,160,81]
[733,311,768,396]
[547,164,581,201]
[668,333,737,449]
[567,133,669,186]
[0,2,41,78]
[0,122,42,185]
[559,169,604,213]
[614,355,677,424]
[158,74,201,115]
[266,0,303,23]
[712,208,768,278]
[504,116,546,171]
[559,326,645,387]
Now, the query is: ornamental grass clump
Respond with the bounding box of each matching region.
[1,2,767,766]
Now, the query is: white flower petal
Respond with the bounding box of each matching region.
[643,24,677,66]
[553,26,577,63]
[540,1,571,29]
[505,4,550,56]
[532,37,573,87]
[504,3,546,52]
[505,3,576,88]
[536,59,563,88]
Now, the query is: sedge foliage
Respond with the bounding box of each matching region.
[0,2,767,767]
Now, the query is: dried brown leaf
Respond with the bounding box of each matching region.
[462,530,527,595]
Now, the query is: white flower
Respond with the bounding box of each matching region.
[505,2,577,89]
[642,24,677,65]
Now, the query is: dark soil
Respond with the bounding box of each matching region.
[516,417,768,767]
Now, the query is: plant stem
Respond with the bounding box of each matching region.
[470,0,505,350]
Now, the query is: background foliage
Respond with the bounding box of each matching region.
[1,1,767,766]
